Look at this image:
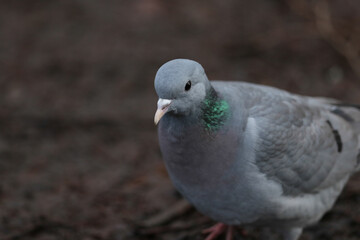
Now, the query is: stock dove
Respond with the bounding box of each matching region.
[154,59,360,240]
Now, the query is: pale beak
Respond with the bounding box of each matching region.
[154,98,172,125]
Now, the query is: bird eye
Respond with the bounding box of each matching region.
[185,81,191,91]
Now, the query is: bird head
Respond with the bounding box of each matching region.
[154,59,211,125]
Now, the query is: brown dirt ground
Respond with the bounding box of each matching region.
[0,0,359,239]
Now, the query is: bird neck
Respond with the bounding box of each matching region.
[200,87,230,132]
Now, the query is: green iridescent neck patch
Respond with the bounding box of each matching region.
[201,88,230,132]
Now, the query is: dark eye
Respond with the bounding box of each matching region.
[185,81,191,91]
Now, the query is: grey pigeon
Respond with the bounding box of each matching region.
[154,59,360,240]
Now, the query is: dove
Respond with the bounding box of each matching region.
[154,59,360,240]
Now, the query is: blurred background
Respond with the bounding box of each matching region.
[0,0,359,239]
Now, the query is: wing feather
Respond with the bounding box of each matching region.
[239,84,359,196]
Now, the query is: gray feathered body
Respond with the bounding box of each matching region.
[158,81,360,232]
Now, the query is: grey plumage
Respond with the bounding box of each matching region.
[154,59,360,240]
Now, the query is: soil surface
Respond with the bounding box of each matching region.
[0,0,359,239]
